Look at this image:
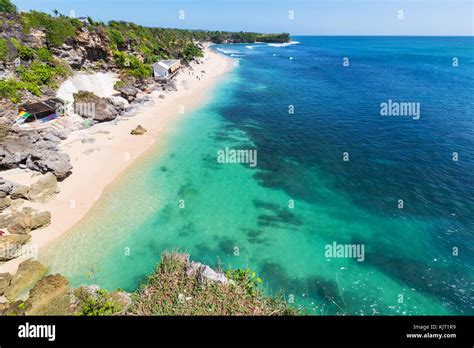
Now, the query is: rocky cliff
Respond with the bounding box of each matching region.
[0,12,148,178]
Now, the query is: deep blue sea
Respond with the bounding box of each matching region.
[43,37,474,315]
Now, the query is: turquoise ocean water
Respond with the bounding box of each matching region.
[41,37,474,315]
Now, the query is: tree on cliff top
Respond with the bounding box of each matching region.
[0,0,17,14]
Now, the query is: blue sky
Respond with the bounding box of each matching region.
[13,0,474,35]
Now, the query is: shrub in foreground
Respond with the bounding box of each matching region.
[128,252,299,316]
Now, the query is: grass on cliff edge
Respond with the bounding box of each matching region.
[128,252,299,316]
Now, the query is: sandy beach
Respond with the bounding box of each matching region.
[0,47,233,274]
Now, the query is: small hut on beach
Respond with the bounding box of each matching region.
[152,59,181,80]
[16,98,64,125]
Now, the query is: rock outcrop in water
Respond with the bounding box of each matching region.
[3,259,48,301]
[25,274,71,315]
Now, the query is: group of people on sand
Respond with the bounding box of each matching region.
[187,69,205,80]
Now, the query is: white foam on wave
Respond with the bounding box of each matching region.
[216,47,239,54]
[267,41,301,48]
[230,54,246,57]
[246,45,262,50]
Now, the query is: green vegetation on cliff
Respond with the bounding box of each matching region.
[74,252,298,316]
[20,11,80,47]
[78,289,124,316]
[207,32,290,44]
[106,21,205,64]
[0,37,8,61]
[0,79,22,103]
[104,21,288,65]
[128,252,298,316]
[112,50,153,79]
[0,37,69,101]
[0,0,16,14]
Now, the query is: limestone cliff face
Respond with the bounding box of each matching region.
[0,13,117,178]
[76,26,112,59]
[0,13,113,70]
[51,26,113,70]
[0,13,32,79]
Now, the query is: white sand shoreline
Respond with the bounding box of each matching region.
[0,47,234,274]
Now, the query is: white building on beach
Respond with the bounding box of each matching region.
[152,59,181,80]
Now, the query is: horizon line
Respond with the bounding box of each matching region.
[12,9,474,37]
[289,34,474,37]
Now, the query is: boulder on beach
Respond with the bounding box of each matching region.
[0,129,72,179]
[73,91,122,122]
[10,198,25,211]
[131,125,147,135]
[10,184,29,200]
[94,101,122,122]
[4,259,48,301]
[0,302,8,315]
[0,213,12,228]
[0,234,31,261]
[0,179,14,197]
[0,272,12,295]
[117,85,140,102]
[8,207,52,234]
[32,152,73,180]
[26,274,71,315]
[27,173,59,203]
[0,196,11,212]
